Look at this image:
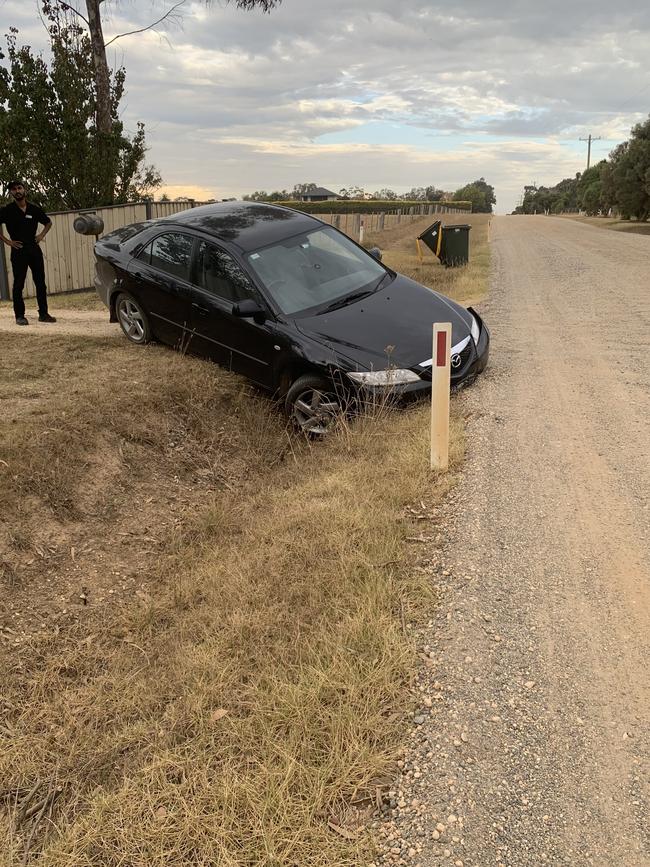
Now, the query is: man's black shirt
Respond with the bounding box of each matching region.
[0,201,51,245]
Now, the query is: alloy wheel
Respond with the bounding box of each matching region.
[118,298,146,343]
[292,387,342,435]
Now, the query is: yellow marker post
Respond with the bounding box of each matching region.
[416,238,424,263]
[430,322,452,471]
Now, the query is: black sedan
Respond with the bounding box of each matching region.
[94,202,489,434]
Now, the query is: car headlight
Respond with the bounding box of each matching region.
[347,369,421,387]
[470,314,480,345]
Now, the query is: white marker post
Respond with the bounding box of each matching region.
[430,322,452,470]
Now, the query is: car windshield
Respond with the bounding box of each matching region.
[245,225,388,315]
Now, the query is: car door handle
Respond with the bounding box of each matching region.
[192,302,209,317]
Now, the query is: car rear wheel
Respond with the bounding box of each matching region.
[285,375,344,436]
[115,292,151,345]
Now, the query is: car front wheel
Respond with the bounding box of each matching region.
[115,292,151,345]
[285,375,344,436]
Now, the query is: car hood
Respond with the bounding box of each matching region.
[293,274,473,370]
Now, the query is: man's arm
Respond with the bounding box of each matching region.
[0,210,22,249]
[34,207,52,244]
[35,220,52,244]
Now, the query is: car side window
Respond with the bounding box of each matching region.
[196,242,258,304]
[146,233,193,280]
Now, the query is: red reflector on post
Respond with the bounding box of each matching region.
[436,330,447,367]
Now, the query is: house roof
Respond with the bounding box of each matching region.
[302,187,338,197]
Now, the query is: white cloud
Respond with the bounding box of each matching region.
[2,0,649,212]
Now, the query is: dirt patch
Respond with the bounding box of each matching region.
[0,307,113,337]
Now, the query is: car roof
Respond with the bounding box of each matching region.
[158,201,324,252]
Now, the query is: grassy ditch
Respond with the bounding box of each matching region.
[0,215,490,865]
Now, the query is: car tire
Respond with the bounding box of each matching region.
[115,292,151,345]
[285,374,344,436]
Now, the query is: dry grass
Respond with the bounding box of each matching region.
[0,216,490,865]
[364,213,491,308]
[557,214,650,236]
[0,334,286,520]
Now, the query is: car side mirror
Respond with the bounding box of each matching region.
[232,298,267,324]
[368,246,382,261]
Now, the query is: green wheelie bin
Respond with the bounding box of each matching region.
[439,223,471,267]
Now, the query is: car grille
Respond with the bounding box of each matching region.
[418,340,475,382]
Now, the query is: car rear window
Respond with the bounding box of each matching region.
[100,223,150,246]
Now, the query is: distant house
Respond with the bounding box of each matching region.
[298,187,340,202]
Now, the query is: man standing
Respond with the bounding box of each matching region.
[0,181,56,325]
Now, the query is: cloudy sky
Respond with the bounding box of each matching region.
[3,0,650,212]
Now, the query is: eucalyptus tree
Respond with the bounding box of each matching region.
[47,0,282,202]
[0,9,161,208]
[603,115,650,221]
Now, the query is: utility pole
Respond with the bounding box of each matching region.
[579,134,602,170]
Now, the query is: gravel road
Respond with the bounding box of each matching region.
[375,217,650,866]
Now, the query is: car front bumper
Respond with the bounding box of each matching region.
[350,311,490,404]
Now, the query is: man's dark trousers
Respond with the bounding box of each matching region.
[10,243,49,319]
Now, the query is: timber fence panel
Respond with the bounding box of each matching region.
[19,203,147,298]
[150,201,196,219]
[4,199,474,300]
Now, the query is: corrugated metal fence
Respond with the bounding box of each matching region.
[1,200,463,299]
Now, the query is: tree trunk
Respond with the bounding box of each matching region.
[85,0,114,202]
[85,0,111,134]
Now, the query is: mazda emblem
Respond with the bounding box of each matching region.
[451,353,462,369]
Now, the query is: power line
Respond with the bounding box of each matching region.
[579,134,602,169]
[611,76,650,116]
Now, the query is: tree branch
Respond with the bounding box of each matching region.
[230,0,282,10]
[103,0,187,48]
[58,2,90,27]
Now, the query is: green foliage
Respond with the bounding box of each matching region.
[515,175,582,215]
[242,186,463,208]
[402,186,446,202]
[292,182,319,196]
[243,189,292,201]
[372,188,399,200]
[513,116,650,221]
[576,163,608,215]
[603,116,650,221]
[453,177,496,213]
[339,185,367,199]
[0,7,161,209]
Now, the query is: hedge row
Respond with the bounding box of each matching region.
[280,199,472,215]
